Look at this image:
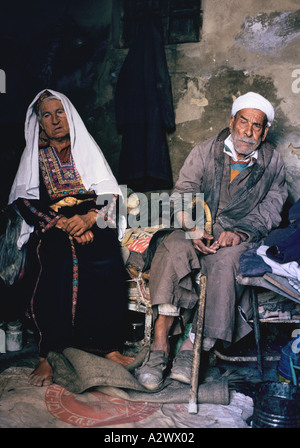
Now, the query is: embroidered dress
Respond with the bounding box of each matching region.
[38,146,91,201]
[14,146,127,358]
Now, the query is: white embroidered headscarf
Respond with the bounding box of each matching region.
[9,89,125,247]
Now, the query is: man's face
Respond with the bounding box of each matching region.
[40,99,70,141]
[229,108,269,158]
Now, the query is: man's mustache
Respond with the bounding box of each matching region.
[237,138,257,145]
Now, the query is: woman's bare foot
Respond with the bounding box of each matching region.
[104,351,134,366]
[29,357,54,387]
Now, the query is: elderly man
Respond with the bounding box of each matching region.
[137,92,288,391]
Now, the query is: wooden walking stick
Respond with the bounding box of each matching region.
[188,199,212,414]
[188,274,207,414]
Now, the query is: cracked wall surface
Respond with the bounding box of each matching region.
[160,0,300,202]
[1,0,300,207]
[98,0,300,202]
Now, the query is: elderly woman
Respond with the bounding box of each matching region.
[8,90,133,386]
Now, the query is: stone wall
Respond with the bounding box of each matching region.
[1,0,300,207]
[160,0,300,202]
[97,0,300,202]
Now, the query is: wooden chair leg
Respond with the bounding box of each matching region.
[251,286,263,378]
[188,275,207,414]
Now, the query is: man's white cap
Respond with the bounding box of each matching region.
[231,92,275,127]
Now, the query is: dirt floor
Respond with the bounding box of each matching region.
[0,319,295,430]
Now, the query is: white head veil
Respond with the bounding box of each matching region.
[8,89,125,247]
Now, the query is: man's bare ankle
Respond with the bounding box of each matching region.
[150,343,169,357]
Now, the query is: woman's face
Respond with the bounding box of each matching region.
[39,99,70,141]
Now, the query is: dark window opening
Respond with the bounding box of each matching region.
[113,0,202,48]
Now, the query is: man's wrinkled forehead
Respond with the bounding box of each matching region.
[235,108,267,124]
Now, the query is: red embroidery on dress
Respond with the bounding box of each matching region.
[23,199,61,233]
[68,236,79,325]
[30,240,43,353]
[39,147,92,201]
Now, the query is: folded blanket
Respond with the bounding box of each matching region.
[257,246,300,281]
[239,246,300,281]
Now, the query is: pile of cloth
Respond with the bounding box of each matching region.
[239,199,300,296]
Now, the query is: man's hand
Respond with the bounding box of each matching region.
[192,229,220,254]
[176,212,220,255]
[218,231,241,247]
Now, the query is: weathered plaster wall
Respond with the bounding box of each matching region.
[103,0,300,203]
[1,0,300,208]
[161,0,300,202]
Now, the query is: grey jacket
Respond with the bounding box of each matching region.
[173,128,288,242]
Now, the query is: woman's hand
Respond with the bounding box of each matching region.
[55,212,97,245]
[63,212,97,237]
[74,230,94,245]
[55,216,69,231]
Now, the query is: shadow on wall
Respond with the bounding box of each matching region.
[0,18,111,210]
